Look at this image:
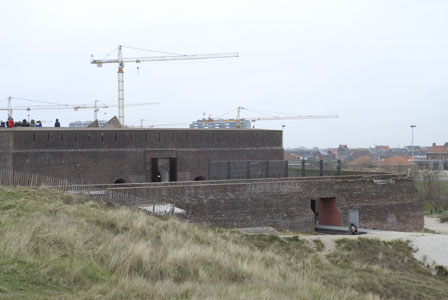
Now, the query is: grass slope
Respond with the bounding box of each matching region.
[0,187,447,300]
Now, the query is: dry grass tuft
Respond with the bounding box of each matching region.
[0,187,447,299]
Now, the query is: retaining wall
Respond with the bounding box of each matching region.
[111,174,423,233]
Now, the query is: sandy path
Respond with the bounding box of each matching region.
[425,215,448,234]
[301,231,448,268]
[299,217,448,268]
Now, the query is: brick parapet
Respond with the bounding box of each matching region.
[0,128,283,183]
[112,174,422,233]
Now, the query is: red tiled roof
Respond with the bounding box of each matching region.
[428,145,448,153]
[347,156,376,166]
[284,151,297,160]
[380,156,415,166]
[375,145,390,151]
[329,149,338,156]
[349,149,372,160]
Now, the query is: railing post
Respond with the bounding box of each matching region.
[246,160,251,179]
[265,160,270,178]
[284,160,289,177]
[301,159,306,177]
[337,159,341,176]
[226,161,231,180]
[208,162,211,180]
[320,160,324,176]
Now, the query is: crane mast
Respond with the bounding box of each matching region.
[91,45,239,127]
[117,46,124,127]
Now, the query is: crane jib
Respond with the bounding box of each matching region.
[91,47,239,127]
[91,53,239,65]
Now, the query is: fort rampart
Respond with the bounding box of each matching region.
[0,128,283,183]
[0,128,423,233]
[111,174,423,233]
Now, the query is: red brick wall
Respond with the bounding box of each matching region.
[0,128,283,184]
[113,174,423,233]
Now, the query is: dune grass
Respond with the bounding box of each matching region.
[0,186,447,299]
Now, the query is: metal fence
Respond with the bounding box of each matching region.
[0,169,176,216]
[208,159,378,180]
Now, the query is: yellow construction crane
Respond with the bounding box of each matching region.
[139,106,339,128]
[198,106,339,128]
[1,97,159,122]
[90,45,239,127]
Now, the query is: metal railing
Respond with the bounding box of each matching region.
[207,159,380,180]
[0,169,177,216]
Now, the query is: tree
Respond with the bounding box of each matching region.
[420,170,448,213]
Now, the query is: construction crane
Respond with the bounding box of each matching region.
[198,106,339,128]
[90,45,239,127]
[1,97,159,122]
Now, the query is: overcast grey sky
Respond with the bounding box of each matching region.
[1,0,447,148]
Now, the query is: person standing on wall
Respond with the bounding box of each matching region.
[54,118,60,127]
[7,117,14,128]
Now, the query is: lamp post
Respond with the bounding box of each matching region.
[282,125,286,148]
[410,125,416,162]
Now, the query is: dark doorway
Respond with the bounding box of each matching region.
[310,199,318,225]
[114,178,126,184]
[194,176,206,181]
[151,158,159,182]
[151,157,177,182]
[169,158,177,181]
[318,197,341,226]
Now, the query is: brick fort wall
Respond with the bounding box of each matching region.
[112,174,423,233]
[0,128,283,183]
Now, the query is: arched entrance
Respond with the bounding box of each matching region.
[114,178,127,184]
[318,197,341,226]
[194,176,206,181]
[159,166,170,182]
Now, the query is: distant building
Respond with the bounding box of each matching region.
[380,156,414,167]
[349,149,372,161]
[347,156,377,168]
[374,145,390,152]
[406,145,420,152]
[337,144,351,161]
[290,148,315,160]
[313,150,336,161]
[190,119,251,129]
[69,120,107,128]
[427,142,448,160]
[378,156,415,172]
